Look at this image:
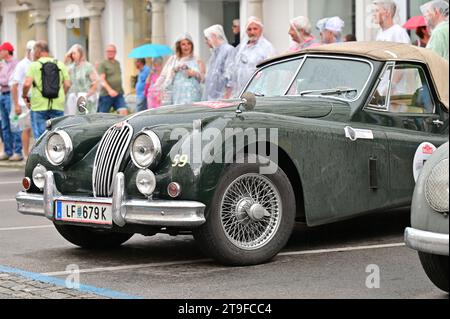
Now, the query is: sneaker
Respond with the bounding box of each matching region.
[0,153,9,161]
[8,154,24,162]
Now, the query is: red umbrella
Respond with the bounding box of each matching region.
[403,16,427,30]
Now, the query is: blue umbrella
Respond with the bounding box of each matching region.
[128,43,173,58]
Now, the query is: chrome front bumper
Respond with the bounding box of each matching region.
[16,171,206,228]
[405,227,449,256]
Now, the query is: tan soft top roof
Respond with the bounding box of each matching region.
[266,41,449,109]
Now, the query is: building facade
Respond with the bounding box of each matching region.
[0,0,434,94]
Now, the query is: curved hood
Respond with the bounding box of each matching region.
[126,96,333,131]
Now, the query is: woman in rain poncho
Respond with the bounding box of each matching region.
[287,16,320,52]
[157,33,206,105]
[203,24,236,101]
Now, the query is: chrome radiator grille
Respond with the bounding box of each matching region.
[93,122,133,197]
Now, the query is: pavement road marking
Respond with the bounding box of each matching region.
[43,242,406,276]
[0,181,20,185]
[278,242,406,256]
[43,259,213,276]
[0,199,16,203]
[0,225,53,231]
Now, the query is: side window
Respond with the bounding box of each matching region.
[388,65,434,114]
[369,63,435,114]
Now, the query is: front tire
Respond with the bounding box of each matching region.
[194,160,296,266]
[54,223,134,249]
[418,252,449,292]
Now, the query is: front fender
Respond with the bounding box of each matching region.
[411,142,449,235]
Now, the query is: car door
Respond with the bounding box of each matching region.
[283,56,391,226]
[362,61,448,207]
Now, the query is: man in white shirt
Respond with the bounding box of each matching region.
[10,40,35,159]
[373,0,411,43]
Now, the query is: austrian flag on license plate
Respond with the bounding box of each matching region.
[55,200,113,226]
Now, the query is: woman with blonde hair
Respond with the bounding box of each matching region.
[64,44,98,115]
[157,34,205,105]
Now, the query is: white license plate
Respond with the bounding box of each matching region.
[54,200,113,226]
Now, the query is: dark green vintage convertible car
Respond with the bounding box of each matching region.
[16,42,449,266]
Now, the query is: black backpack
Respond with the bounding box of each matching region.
[34,59,61,109]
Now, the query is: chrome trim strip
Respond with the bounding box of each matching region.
[405,227,449,256]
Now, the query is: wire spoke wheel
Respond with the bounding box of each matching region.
[220,173,282,250]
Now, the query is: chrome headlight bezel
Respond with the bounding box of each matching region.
[45,131,73,166]
[130,130,162,169]
[425,158,449,214]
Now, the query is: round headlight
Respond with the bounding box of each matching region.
[136,169,156,196]
[45,131,73,166]
[131,130,162,168]
[32,164,47,190]
[425,159,449,213]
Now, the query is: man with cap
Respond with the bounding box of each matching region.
[10,40,35,159]
[0,42,20,161]
[403,16,430,47]
[421,0,449,60]
[203,24,235,101]
[226,16,276,98]
[288,16,320,52]
[373,0,410,43]
[318,16,345,44]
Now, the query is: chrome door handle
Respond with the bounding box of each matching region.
[432,119,444,127]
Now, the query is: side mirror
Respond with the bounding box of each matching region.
[77,95,89,115]
[236,92,257,114]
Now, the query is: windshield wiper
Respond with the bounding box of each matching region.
[299,87,358,97]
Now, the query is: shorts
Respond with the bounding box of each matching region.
[98,94,127,113]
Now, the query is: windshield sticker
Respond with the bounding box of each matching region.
[413,142,437,182]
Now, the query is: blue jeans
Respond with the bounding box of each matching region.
[0,93,22,156]
[31,110,64,139]
[136,96,148,112]
[98,95,127,113]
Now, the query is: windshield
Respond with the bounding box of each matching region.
[243,56,372,101]
[245,58,303,97]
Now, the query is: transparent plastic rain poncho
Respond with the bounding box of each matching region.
[156,33,205,105]
[203,25,236,101]
[228,17,276,97]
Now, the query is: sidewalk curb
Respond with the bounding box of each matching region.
[0,161,25,170]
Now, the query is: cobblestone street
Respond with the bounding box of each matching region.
[0,272,108,299]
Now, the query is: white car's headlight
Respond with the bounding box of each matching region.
[425,159,449,213]
[45,131,73,166]
[131,130,162,168]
